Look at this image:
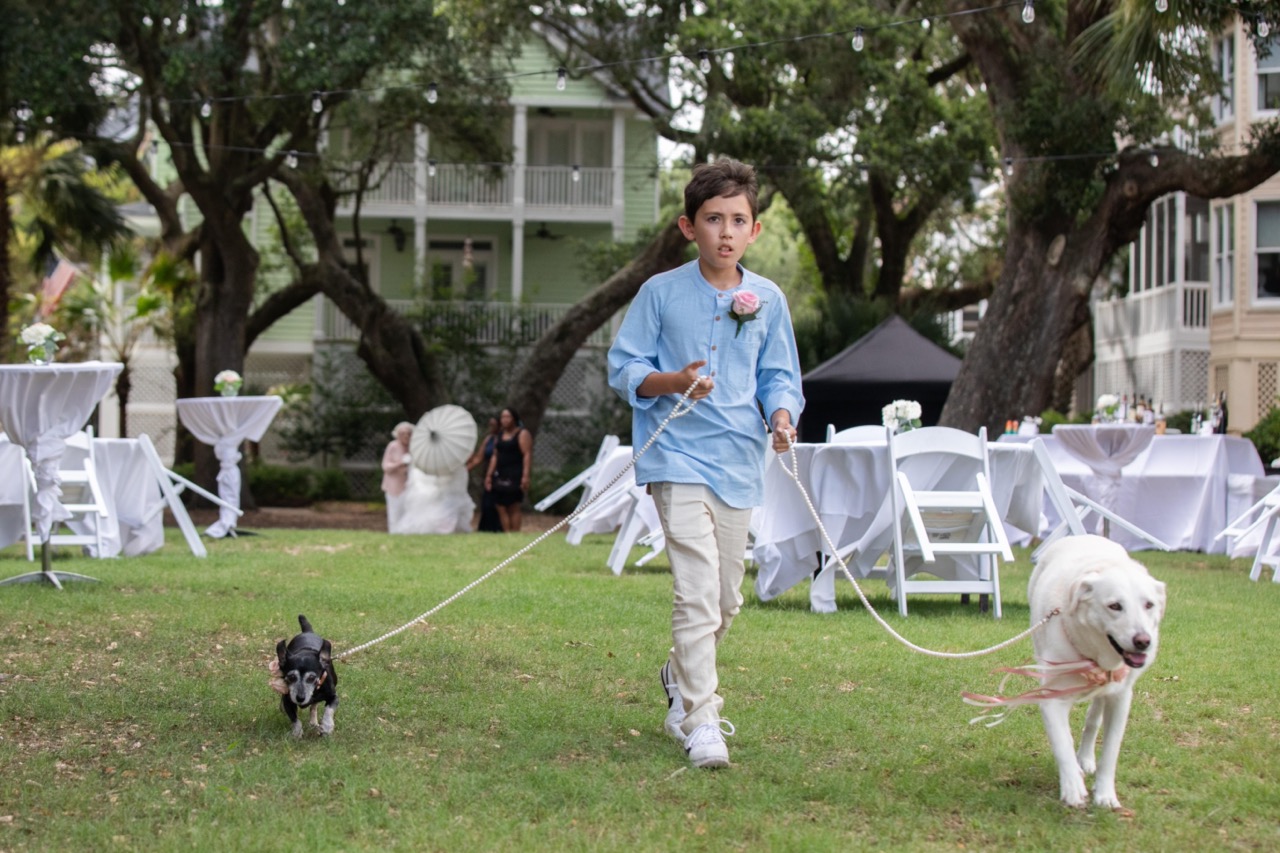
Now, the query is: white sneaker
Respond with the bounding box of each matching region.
[660,660,685,739]
[683,719,735,769]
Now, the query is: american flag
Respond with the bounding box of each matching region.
[38,258,78,318]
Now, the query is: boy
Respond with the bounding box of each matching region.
[607,159,804,768]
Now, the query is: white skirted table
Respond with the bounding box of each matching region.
[0,362,122,587]
[175,395,283,538]
[1051,424,1156,517]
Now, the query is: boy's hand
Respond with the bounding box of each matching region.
[770,411,797,453]
[678,360,713,400]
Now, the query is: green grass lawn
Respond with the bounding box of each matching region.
[0,531,1276,851]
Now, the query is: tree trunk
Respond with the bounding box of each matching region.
[280,173,449,420]
[941,225,1094,433]
[507,221,690,434]
[0,171,10,354]
[115,366,131,437]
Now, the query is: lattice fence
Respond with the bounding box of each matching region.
[1259,361,1278,416]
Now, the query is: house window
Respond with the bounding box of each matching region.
[1214,34,1234,122]
[528,119,611,167]
[1185,196,1209,282]
[1257,37,1280,113]
[428,238,494,301]
[1212,203,1233,308]
[1258,202,1280,300]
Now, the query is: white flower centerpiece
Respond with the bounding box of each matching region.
[214,370,243,397]
[1095,393,1120,423]
[882,399,923,434]
[20,322,66,365]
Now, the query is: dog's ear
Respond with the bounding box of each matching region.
[276,639,288,669]
[1069,571,1102,614]
[320,638,333,665]
[1149,578,1167,620]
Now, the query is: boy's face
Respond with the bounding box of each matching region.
[679,192,761,283]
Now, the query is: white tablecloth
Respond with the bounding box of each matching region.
[0,363,122,541]
[1052,424,1156,512]
[752,441,1043,604]
[175,396,283,537]
[999,433,1265,553]
[0,437,31,550]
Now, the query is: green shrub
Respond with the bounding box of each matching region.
[1244,399,1280,468]
[247,464,312,507]
[1038,408,1090,432]
[308,467,353,502]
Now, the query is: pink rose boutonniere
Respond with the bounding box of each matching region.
[729,290,764,338]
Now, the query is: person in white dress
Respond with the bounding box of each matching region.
[396,466,475,534]
[381,422,413,532]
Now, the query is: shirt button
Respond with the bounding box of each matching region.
[711,370,717,377]
[715,316,721,321]
[711,345,717,351]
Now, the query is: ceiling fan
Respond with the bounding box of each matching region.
[532,223,565,240]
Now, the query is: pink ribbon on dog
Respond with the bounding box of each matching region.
[962,659,1129,727]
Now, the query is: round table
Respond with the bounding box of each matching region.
[175,396,283,538]
[1051,424,1156,532]
[0,362,123,587]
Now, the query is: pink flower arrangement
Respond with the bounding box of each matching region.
[729,290,763,338]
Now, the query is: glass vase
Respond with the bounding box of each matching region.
[219,384,240,398]
[26,342,56,365]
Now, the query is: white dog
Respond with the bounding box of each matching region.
[1028,535,1166,810]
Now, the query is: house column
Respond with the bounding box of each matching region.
[414,123,430,295]
[612,108,626,239]
[512,104,528,301]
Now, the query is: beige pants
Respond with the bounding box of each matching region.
[651,482,753,733]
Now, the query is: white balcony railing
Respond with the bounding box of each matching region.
[331,162,614,210]
[1094,281,1209,346]
[320,299,615,348]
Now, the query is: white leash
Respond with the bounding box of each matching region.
[775,436,1055,659]
[335,377,1052,663]
[336,379,706,661]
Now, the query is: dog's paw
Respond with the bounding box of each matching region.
[1078,753,1097,775]
[1093,789,1122,810]
[319,721,334,736]
[291,721,304,739]
[1059,773,1089,808]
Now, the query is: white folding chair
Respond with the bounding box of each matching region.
[135,433,243,559]
[1216,483,1280,582]
[535,435,620,512]
[1029,438,1170,559]
[37,428,110,557]
[887,426,1012,617]
[828,425,889,444]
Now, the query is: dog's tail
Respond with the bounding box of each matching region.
[298,614,313,634]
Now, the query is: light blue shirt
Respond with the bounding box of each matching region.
[608,260,805,509]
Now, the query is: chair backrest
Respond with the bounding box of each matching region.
[829,425,889,444]
[889,425,990,492]
[1030,437,1088,537]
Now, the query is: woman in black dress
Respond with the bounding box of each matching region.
[466,416,503,532]
[484,407,533,532]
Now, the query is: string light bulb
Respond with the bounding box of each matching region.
[851,26,864,52]
[556,66,567,91]
[285,150,298,169]
[1260,19,1271,39]
[1004,157,1014,176]
[200,99,212,119]
[311,91,323,113]
[1149,152,1159,168]
[14,99,33,141]
[572,164,581,183]
[426,82,438,104]
[427,158,437,178]
[698,50,711,74]
[1021,0,1035,24]
[1155,0,1168,12]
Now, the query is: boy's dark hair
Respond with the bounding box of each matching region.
[684,159,759,222]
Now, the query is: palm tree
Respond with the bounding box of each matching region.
[1,139,129,353]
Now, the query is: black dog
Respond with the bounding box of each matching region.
[275,615,338,738]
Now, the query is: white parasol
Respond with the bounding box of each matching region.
[410,404,478,475]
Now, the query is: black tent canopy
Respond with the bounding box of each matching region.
[799,315,961,442]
